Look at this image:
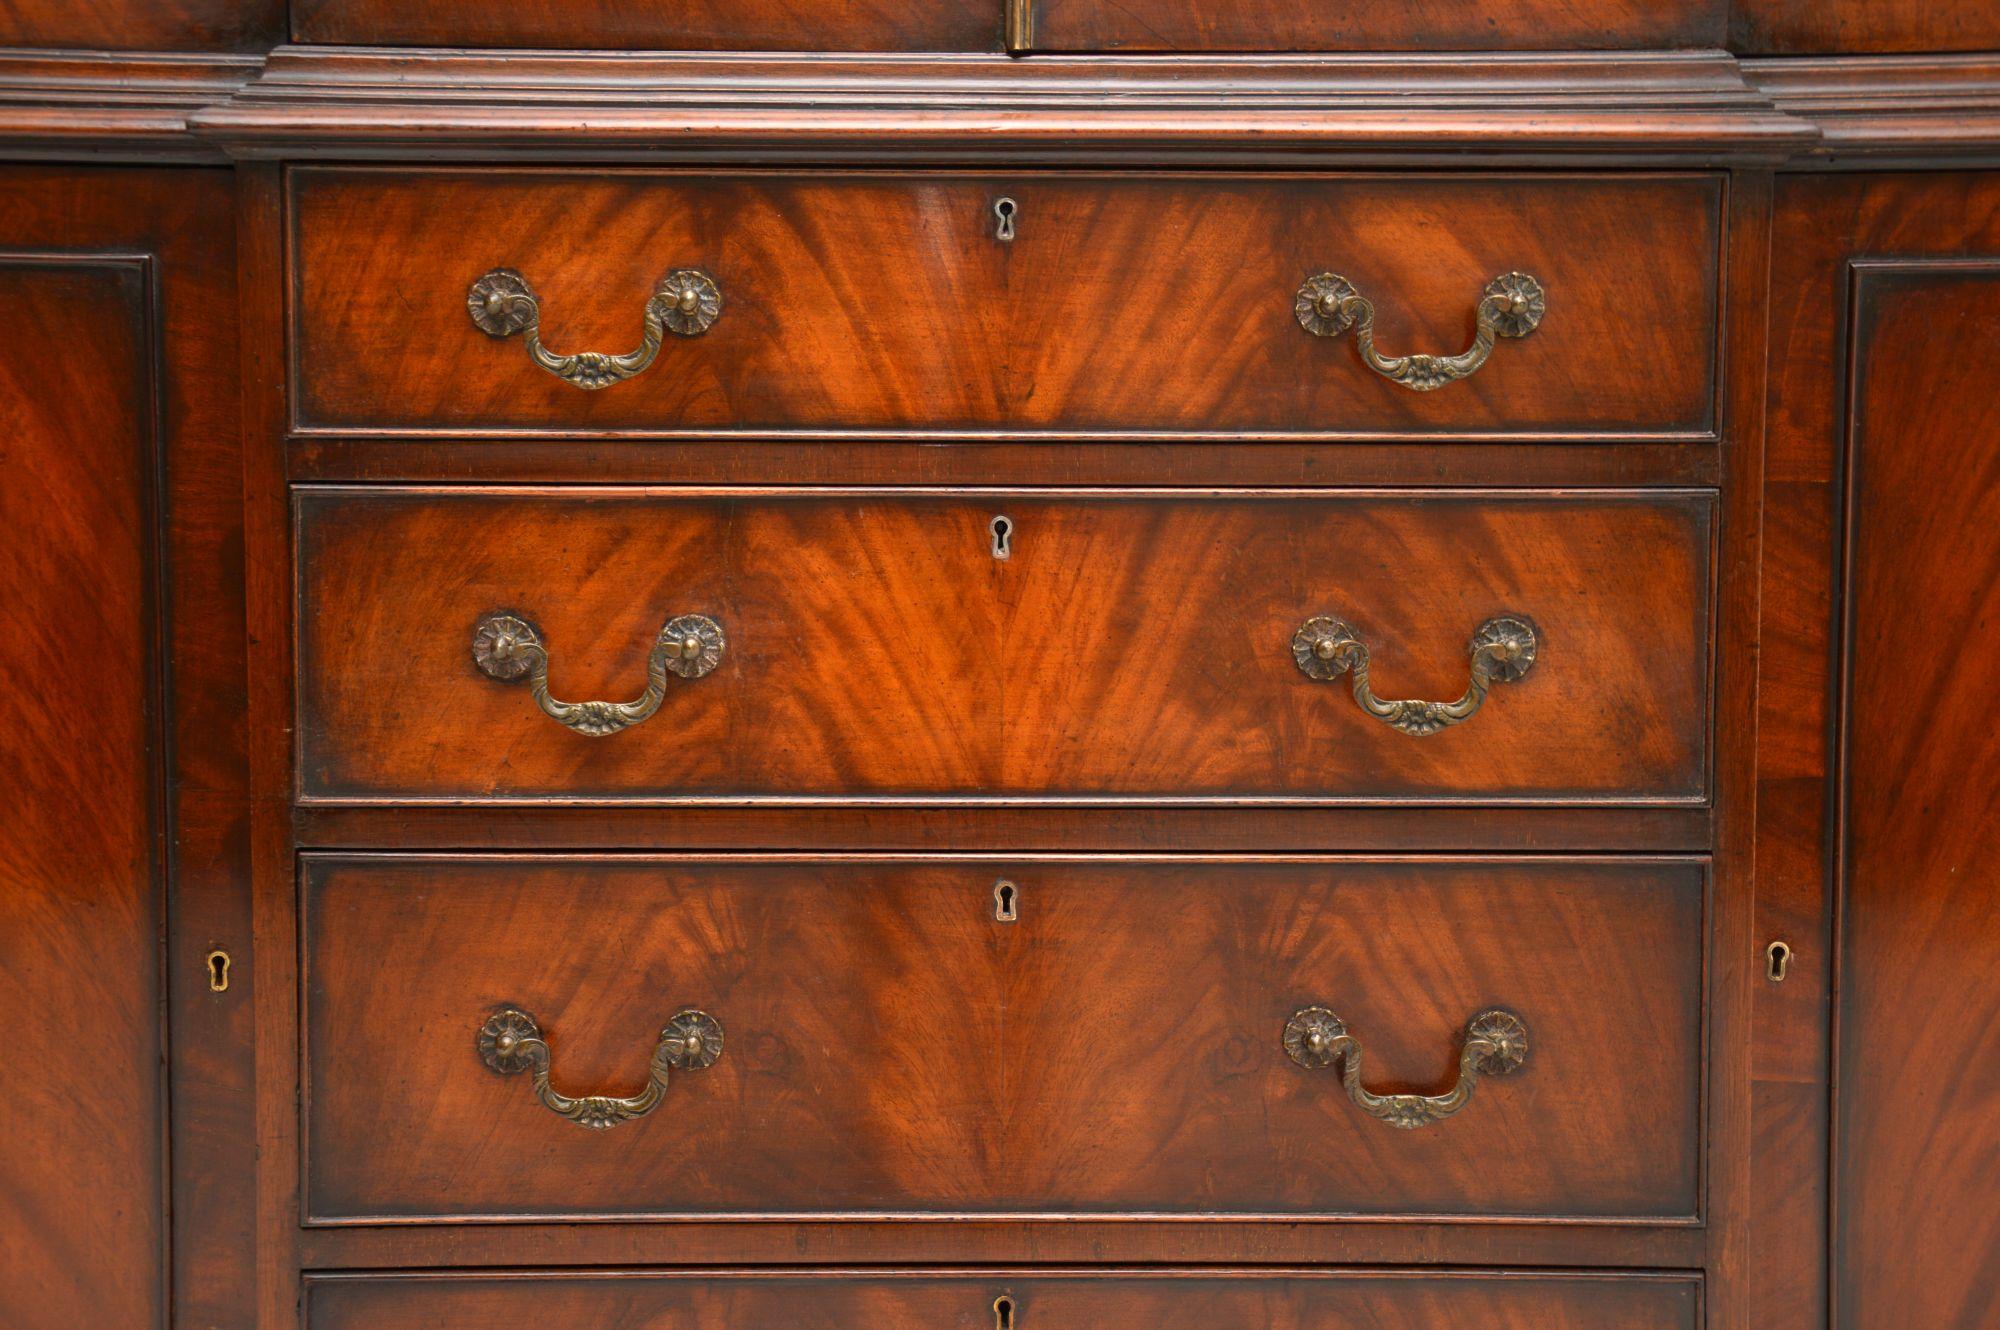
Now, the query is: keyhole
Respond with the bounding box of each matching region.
[993,1295,1016,1330]
[990,514,1013,560]
[206,949,232,993]
[994,880,1019,923]
[1765,940,1792,983]
[993,197,1018,242]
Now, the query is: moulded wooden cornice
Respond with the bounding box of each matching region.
[0,47,259,162]
[188,46,1817,166]
[1747,55,2000,166]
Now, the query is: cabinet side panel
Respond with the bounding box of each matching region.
[1838,263,2000,1330]
[0,260,164,1330]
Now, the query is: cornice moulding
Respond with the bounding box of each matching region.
[1747,55,2000,166]
[189,46,1817,165]
[0,47,258,161]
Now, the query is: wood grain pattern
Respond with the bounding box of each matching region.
[1733,0,2000,53]
[0,0,280,50]
[294,487,1712,804]
[1837,261,2000,1330]
[0,164,253,1330]
[307,1270,1701,1330]
[302,856,1703,1222]
[1033,0,1720,51]
[0,259,162,1330]
[192,50,1817,168]
[290,170,1722,437]
[291,0,997,51]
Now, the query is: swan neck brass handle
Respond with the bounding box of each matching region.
[473,612,725,737]
[468,267,721,391]
[478,1006,723,1131]
[1284,1006,1529,1130]
[1292,614,1537,737]
[1295,271,1544,392]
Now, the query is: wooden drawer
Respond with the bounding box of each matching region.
[1025,0,1722,52]
[290,0,996,51]
[294,487,1712,805]
[290,170,1722,438]
[307,1270,1702,1329]
[301,855,1703,1223]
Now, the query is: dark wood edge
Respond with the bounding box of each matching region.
[297,1261,1707,1281]
[9,48,2000,168]
[0,48,257,162]
[292,803,1714,853]
[190,47,1811,165]
[1747,55,2000,167]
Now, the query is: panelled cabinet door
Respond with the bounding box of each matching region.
[0,169,247,1330]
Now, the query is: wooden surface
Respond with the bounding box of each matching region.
[303,855,1703,1222]
[0,0,279,50]
[294,488,1712,804]
[1033,0,1719,51]
[307,1270,1701,1329]
[191,50,1816,168]
[291,170,1721,437]
[292,0,997,51]
[1733,0,2000,53]
[0,167,251,1330]
[0,258,162,1330]
[1759,173,2000,1330]
[1837,260,2000,1330]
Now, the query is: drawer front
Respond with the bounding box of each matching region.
[290,0,995,50]
[307,1271,1701,1329]
[1025,0,1723,52]
[295,487,1712,804]
[291,171,1721,437]
[302,856,1703,1222]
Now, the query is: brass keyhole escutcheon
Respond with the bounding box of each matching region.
[206,949,232,993]
[993,197,1018,242]
[1766,939,1793,983]
[990,514,1013,560]
[994,1294,1016,1330]
[994,879,1019,922]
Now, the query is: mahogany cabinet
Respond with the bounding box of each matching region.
[3,4,1999,1330]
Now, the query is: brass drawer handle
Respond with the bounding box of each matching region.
[473,612,724,737]
[1292,614,1537,737]
[1295,271,1544,392]
[1284,1005,1529,1130]
[478,1006,723,1131]
[467,267,721,391]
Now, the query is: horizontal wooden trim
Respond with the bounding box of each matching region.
[188,48,1811,165]
[0,48,257,162]
[1746,54,2000,166]
[293,803,1713,853]
[2,47,1997,167]
[296,1225,1709,1269]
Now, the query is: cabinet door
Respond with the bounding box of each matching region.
[1768,174,2000,1330]
[0,169,246,1330]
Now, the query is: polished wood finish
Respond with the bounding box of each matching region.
[290,170,1721,437]
[1748,56,2000,165]
[294,487,1712,804]
[292,0,996,52]
[1733,0,2000,55]
[1838,259,2000,1330]
[1760,174,2000,1330]
[194,50,1815,168]
[304,854,1702,1223]
[0,51,257,164]
[307,1270,1701,1329]
[0,0,279,51]
[0,166,251,1330]
[0,254,164,1330]
[1033,0,1719,52]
